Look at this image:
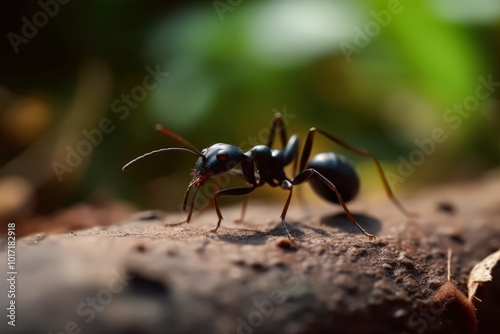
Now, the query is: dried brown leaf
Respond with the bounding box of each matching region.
[468,249,500,301]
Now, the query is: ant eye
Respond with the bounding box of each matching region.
[216,150,228,161]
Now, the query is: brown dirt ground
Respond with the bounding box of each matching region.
[1,171,500,334]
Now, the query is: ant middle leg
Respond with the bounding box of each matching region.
[279,180,294,239]
[228,168,260,224]
[234,195,249,224]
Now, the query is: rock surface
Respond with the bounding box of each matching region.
[1,172,500,334]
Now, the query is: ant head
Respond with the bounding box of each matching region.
[122,125,245,213]
[192,143,244,184]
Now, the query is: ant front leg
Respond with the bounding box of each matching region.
[189,176,221,218]
[292,169,376,240]
[165,182,201,228]
[211,186,257,234]
[299,127,418,219]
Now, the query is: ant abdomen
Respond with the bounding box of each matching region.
[306,152,360,204]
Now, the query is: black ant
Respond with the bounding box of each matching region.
[122,113,417,240]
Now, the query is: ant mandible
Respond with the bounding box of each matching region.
[122,113,417,240]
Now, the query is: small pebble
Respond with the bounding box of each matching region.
[437,202,456,214]
[135,244,147,253]
[393,308,408,319]
[277,238,296,249]
[382,263,393,270]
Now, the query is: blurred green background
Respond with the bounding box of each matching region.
[1,0,499,232]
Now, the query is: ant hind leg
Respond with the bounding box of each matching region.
[292,169,376,240]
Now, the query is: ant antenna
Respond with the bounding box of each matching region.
[156,124,204,157]
[122,124,206,171]
[122,148,201,171]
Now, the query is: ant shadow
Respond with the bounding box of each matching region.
[211,220,311,246]
[212,219,333,246]
[320,212,381,235]
[204,213,380,246]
